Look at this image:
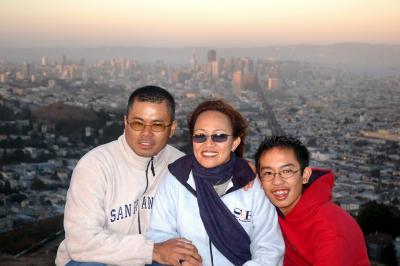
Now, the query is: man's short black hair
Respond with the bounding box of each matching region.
[255,135,310,172]
[126,85,175,121]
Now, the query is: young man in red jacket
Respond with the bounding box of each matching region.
[255,136,370,266]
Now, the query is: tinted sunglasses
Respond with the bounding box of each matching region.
[192,133,231,143]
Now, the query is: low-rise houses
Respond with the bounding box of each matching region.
[0,54,399,237]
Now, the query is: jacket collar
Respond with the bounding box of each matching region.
[118,133,168,171]
[281,168,334,220]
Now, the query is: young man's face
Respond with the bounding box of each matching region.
[258,147,311,215]
[124,100,176,157]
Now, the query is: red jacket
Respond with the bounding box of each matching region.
[279,168,370,266]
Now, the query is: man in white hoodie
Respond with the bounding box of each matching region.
[55,86,201,266]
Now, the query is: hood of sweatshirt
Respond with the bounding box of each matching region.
[282,168,334,221]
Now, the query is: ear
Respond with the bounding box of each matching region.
[232,137,241,152]
[124,115,128,127]
[169,121,177,138]
[302,166,312,184]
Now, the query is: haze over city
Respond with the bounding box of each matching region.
[1,0,400,48]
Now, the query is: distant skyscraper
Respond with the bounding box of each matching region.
[21,62,31,79]
[243,72,257,90]
[268,66,278,79]
[41,56,48,66]
[69,66,76,79]
[233,58,244,72]
[62,55,67,66]
[207,49,217,81]
[232,71,242,95]
[211,61,219,80]
[217,58,227,77]
[207,49,216,63]
[190,50,198,70]
[267,78,279,90]
[242,57,254,73]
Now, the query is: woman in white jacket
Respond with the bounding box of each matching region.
[147,99,284,266]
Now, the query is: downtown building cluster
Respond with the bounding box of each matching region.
[0,50,399,237]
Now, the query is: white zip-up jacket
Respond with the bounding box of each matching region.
[147,171,285,266]
[55,134,184,266]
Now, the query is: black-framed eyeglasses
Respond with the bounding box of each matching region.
[192,133,231,143]
[260,169,300,182]
[127,120,172,132]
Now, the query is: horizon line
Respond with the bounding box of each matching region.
[1,42,400,50]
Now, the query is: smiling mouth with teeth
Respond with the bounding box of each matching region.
[202,151,218,156]
[271,189,289,200]
[273,190,288,195]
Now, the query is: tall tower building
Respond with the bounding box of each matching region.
[62,55,67,66]
[69,66,76,79]
[207,49,217,81]
[190,50,198,70]
[232,71,242,96]
[22,62,31,79]
[243,72,257,90]
[267,78,279,90]
[211,61,219,80]
[207,49,216,63]
[41,56,48,66]
[267,66,279,90]
[242,57,254,73]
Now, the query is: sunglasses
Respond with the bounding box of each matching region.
[192,133,231,143]
[126,119,172,132]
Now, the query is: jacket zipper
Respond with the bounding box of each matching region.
[138,157,155,234]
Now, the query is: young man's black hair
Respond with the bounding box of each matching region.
[255,135,310,174]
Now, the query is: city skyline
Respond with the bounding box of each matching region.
[1,0,400,48]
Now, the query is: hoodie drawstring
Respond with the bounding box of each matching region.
[145,156,155,193]
[139,156,155,234]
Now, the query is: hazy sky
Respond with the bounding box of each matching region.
[1,0,400,48]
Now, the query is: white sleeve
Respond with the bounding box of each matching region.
[146,172,180,243]
[243,179,285,266]
[63,164,153,265]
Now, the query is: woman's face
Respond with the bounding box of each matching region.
[192,110,241,168]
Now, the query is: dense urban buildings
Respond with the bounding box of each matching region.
[0,49,399,263]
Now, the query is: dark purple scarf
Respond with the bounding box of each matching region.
[168,154,255,265]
